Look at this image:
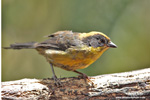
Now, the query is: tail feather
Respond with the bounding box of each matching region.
[3,42,37,49]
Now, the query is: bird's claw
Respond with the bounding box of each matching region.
[78,74,94,86]
[52,75,62,87]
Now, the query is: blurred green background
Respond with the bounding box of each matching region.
[2,0,150,81]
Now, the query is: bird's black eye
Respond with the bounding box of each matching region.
[101,39,105,44]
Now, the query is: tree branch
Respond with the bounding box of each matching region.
[2,68,150,100]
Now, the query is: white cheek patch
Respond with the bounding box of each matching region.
[45,49,66,55]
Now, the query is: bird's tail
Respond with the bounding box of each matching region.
[3,42,37,49]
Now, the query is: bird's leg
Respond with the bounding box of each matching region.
[73,70,94,86]
[73,70,88,79]
[50,63,61,86]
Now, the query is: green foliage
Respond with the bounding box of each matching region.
[2,0,150,81]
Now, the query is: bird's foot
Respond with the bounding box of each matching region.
[73,70,94,86]
[78,74,94,87]
[78,73,88,80]
[52,75,62,87]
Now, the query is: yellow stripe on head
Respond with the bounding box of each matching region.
[79,31,110,40]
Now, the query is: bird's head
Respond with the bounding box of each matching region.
[80,31,117,50]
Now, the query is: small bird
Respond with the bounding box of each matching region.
[4,31,117,85]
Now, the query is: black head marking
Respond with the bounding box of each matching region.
[82,34,109,48]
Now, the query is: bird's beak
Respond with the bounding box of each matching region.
[107,41,117,48]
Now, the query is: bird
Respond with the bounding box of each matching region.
[4,31,117,85]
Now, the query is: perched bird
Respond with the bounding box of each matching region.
[4,31,117,85]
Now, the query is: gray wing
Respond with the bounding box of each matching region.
[36,31,83,51]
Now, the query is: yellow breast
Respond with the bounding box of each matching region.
[41,46,108,71]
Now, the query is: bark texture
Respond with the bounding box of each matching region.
[1,68,150,100]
